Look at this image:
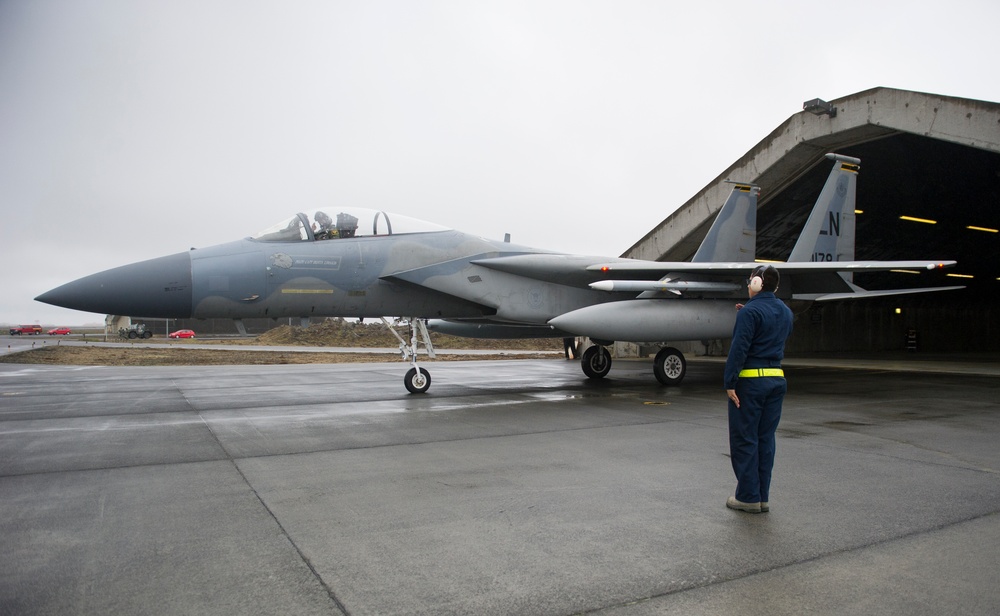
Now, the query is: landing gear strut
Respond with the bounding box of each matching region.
[382,317,435,393]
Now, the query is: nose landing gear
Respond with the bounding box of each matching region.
[383,317,435,393]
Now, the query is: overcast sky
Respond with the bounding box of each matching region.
[3,0,999,326]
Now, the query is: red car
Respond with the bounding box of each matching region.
[47,327,72,335]
[168,329,196,339]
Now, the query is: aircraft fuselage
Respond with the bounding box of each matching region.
[37,227,646,327]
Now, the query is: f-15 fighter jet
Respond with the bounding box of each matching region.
[37,154,960,392]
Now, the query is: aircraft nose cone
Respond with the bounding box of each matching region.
[35,251,193,318]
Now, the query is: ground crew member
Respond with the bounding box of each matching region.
[724,264,794,514]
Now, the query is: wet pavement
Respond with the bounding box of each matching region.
[1,355,998,615]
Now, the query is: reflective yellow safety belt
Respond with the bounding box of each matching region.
[738,368,785,378]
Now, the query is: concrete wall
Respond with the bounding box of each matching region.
[623,87,1000,263]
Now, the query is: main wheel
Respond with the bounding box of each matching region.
[404,367,431,394]
[581,345,612,379]
[142,331,153,339]
[653,347,686,386]
[128,330,137,339]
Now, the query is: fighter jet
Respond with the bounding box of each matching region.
[37,154,960,392]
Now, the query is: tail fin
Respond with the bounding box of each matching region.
[691,183,759,262]
[785,153,964,300]
[788,154,860,275]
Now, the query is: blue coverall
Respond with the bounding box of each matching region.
[724,291,794,504]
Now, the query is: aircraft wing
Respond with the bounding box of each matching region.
[472,254,637,285]
[584,259,961,298]
[388,254,958,300]
[384,253,639,292]
[587,259,957,275]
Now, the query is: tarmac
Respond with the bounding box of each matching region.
[1,346,999,615]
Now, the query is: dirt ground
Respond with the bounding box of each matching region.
[1,320,566,367]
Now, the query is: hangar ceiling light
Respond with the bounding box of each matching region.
[966,225,998,233]
[899,215,937,224]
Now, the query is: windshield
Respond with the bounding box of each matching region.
[251,207,450,242]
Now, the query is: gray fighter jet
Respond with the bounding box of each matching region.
[37,154,960,392]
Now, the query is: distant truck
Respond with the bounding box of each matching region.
[118,323,153,339]
[9,324,43,335]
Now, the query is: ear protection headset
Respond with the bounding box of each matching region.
[748,265,771,293]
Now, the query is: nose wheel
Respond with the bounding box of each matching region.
[404,367,431,394]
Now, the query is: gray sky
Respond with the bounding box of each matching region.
[3,0,999,326]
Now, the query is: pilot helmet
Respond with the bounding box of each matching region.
[315,211,333,227]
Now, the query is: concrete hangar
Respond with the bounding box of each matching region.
[625,87,1000,355]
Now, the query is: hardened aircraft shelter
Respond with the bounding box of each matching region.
[625,87,1000,354]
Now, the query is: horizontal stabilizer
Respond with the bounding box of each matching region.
[795,285,966,302]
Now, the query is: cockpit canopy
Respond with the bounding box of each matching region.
[251,208,450,243]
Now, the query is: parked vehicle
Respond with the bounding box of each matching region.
[117,323,153,339]
[168,329,196,339]
[47,327,72,335]
[9,325,42,335]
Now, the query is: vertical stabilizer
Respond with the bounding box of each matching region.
[788,154,860,273]
[691,183,759,262]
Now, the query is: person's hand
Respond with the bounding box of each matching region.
[735,303,744,311]
[727,388,740,408]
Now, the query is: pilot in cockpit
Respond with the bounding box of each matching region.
[314,210,337,240]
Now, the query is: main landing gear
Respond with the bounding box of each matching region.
[581,345,612,379]
[652,346,686,385]
[382,317,435,393]
[580,344,687,386]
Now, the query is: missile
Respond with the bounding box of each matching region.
[589,279,741,294]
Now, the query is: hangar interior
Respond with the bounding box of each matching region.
[626,87,999,354]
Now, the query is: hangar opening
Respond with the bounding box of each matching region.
[626,88,1000,354]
